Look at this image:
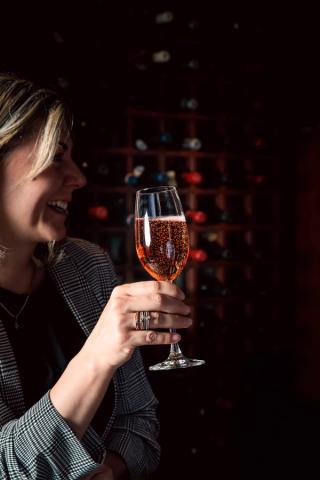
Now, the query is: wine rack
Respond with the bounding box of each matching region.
[0,1,299,478]
[70,5,288,480]
[74,103,283,475]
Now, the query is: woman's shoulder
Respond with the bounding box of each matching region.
[58,237,120,289]
[59,237,115,271]
[62,237,110,258]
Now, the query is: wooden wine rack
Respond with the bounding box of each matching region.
[70,6,288,480]
[73,102,285,479]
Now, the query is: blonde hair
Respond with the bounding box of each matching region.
[0,73,73,263]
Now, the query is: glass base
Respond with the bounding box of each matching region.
[149,353,205,371]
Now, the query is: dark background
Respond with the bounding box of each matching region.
[2,2,320,479]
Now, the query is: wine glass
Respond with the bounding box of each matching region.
[135,185,205,371]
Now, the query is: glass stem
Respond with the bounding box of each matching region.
[168,279,184,358]
[169,328,183,356]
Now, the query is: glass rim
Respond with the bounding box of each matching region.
[136,185,177,195]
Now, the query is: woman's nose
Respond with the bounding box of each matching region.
[65,160,87,189]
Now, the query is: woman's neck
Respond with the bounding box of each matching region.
[0,249,40,294]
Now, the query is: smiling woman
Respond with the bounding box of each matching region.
[0,74,82,266]
[0,73,193,479]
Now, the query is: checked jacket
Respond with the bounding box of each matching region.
[0,238,160,479]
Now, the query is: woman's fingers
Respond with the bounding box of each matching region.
[118,293,191,317]
[130,312,192,347]
[112,281,185,300]
[148,311,192,329]
[132,330,181,347]
[86,280,191,369]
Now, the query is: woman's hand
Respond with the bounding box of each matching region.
[50,281,190,440]
[82,281,192,370]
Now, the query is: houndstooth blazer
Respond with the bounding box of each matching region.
[0,238,160,479]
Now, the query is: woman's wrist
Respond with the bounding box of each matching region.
[75,348,118,380]
[50,351,116,439]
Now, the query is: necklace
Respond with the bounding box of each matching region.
[0,296,30,329]
[0,266,36,329]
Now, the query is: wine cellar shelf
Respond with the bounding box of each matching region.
[79,106,281,362]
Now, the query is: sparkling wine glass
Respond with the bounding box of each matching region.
[135,185,205,370]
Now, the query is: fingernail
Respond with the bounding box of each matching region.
[172,334,181,342]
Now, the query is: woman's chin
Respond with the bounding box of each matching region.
[40,225,68,243]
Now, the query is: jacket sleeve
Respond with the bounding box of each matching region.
[0,391,105,479]
[64,238,161,477]
[81,240,161,476]
[104,349,160,478]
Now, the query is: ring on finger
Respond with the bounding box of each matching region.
[135,311,151,330]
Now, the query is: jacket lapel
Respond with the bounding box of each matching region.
[0,320,25,416]
[48,246,104,337]
[0,242,104,417]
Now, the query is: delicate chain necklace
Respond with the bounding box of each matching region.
[0,296,30,329]
[0,266,36,329]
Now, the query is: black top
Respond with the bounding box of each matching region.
[0,273,113,437]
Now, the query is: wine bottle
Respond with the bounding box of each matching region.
[198,232,232,260]
[89,157,125,186]
[182,137,202,151]
[154,11,174,24]
[124,165,145,186]
[182,58,200,71]
[205,160,246,188]
[124,173,138,186]
[87,205,109,221]
[133,165,145,177]
[251,136,267,151]
[185,209,207,224]
[92,195,126,225]
[126,213,135,226]
[134,138,149,151]
[152,50,171,64]
[189,249,208,262]
[95,163,110,177]
[210,205,235,224]
[166,170,177,187]
[246,174,268,186]
[198,267,231,297]
[130,48,173,72]
[181,171,203,186]
[180,98,199,111]
[158,132,174,146]
[129,48,148,72]
[152,170,169,185]
[199,167,236,188]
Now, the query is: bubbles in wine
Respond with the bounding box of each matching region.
[135,216,189,281]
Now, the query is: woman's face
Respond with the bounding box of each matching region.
[0,134,87,248]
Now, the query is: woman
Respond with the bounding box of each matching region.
[0,73,192,479]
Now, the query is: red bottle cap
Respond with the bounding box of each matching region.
[88,206,109,220]
[186,210,207,223]
[189,249,208,262]
[182,171,203,185]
